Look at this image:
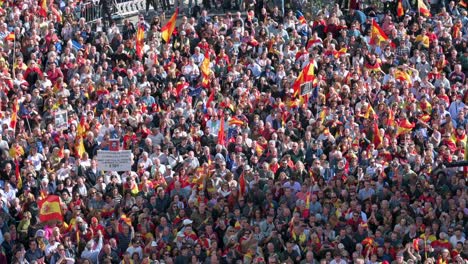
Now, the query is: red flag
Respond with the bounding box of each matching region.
[372,123,382,148]
[136,24,145,59]
[413,238,420,251]
[239,171,246,197]
[161,8,179,43]
[206,89,215,108]
[5,32,14,41]
[397,0,405,17]
[38,0,48,17]
[217,115,225,146]
[38,195,63,222]
[175,81,189,96]
[387,109,395,126]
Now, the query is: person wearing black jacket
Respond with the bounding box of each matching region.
[100,0,113,27]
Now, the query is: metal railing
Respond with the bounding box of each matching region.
[78,0,141,24]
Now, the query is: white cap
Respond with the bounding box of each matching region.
[182,219,193,226]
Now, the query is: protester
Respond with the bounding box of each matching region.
[0,0,467,263]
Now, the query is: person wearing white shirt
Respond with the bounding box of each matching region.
[329,251,347,264]
[125,239,143,260]
[45,236,61,258]
[448,95,466,119]
[191,47,205,65]
[27,147,46,172]
[182,58,200,82]
[81,231,103,263]
[0,183,17,204]
[206,115,220,137]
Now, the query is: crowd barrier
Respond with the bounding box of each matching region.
[79,0,146,24]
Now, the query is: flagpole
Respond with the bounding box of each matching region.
[12,31,15,79]
[417,0,420,16]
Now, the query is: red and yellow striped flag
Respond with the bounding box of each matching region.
[418,0,431,17]
[161,8,179,43]
[364,104,377,119]
[292,62,315,98]
[200,52,211,88]
[387,109,395,126]
[334,47,348,58]
[372,123,383,148]
[395,69,412,84]
[5,32,15,41]
[396,119,415,136]
[370,19,389,45]
[38,195,63,222]
[136,24,145,59]
[228,116,244,126]
[38,0,48,17]
[10,98,19,130]
[15,159,22,189]
[76,116,86,158]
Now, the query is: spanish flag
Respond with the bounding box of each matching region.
[161,8,179,43]
[334,47,348,58]
[206,89,215,108]
[77,115,87,137]
[136,24,145,59]
[5,32,14,41]
[38,195,63,222]
[418,0,431,17]
[15,159,22,190]
[369,19,389,45]
[228,116,244,126]
[396,119,415,136]
[460,0,467,8]
[397,0,405,17]
[121,214,132,226]
[10,98,19,130]
[217,115,225,146]
[296,10,307,25]
[238,171,246,197]
[200,52,211,87]
[38,0,48,17]
[51,5,63,24]
[372,123,383,148]
[395,69,412,84]
[76,116,86,158]
[387,109,395,126]
[306,38,322,49]
[255,144,265,156]
[292,62,315,98]
[364,104,377,119]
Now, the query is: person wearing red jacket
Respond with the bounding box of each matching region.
[24,60,44,86]
[46,62,63,85]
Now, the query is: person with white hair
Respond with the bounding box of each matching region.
[80,230,103,263]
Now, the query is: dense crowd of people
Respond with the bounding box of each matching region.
[0,0,467,263]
